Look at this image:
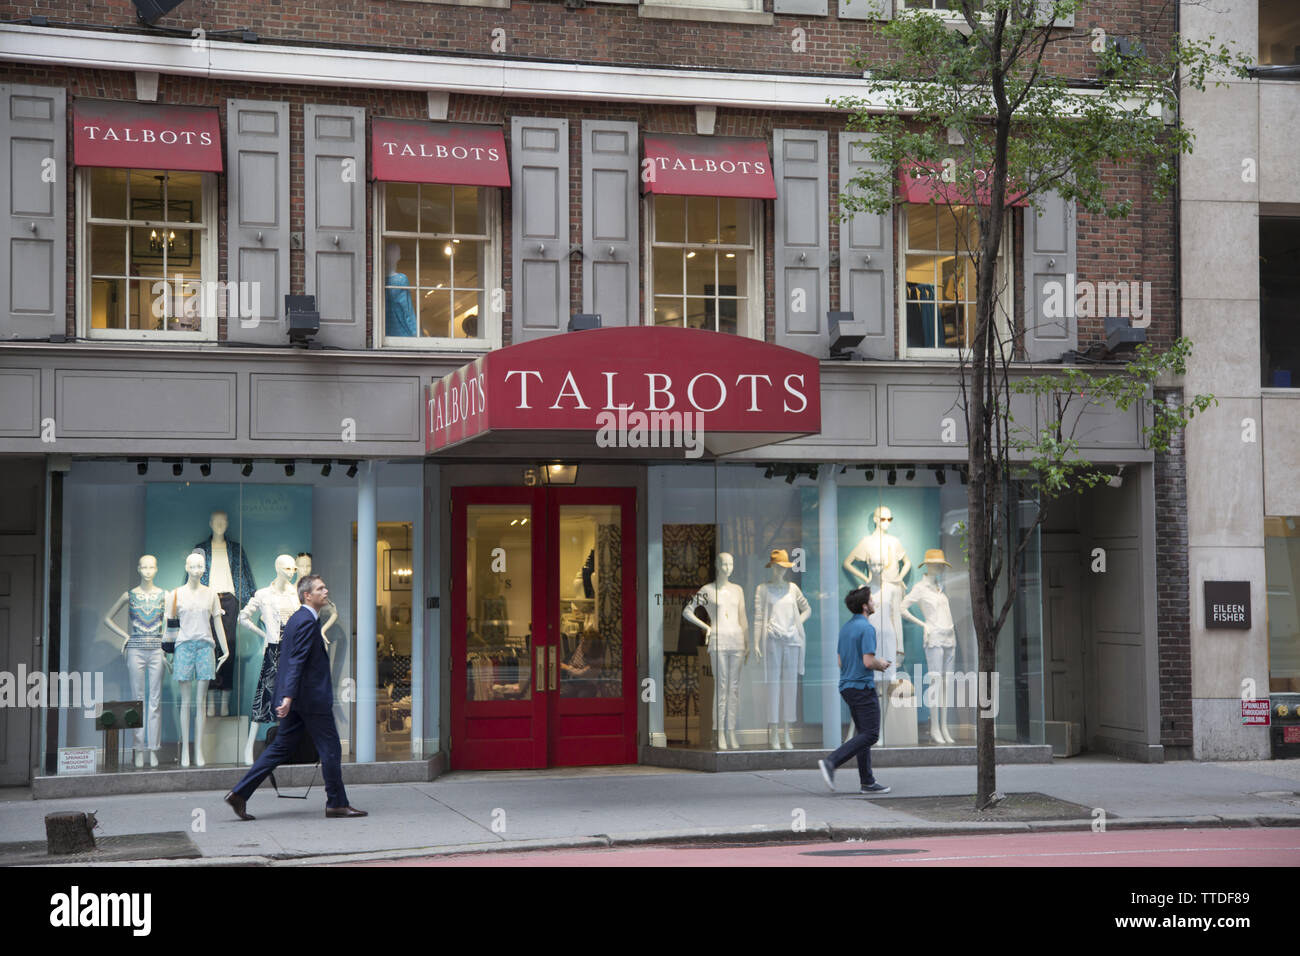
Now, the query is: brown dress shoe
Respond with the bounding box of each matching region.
[224,790,255,821]
[325,806,368,818]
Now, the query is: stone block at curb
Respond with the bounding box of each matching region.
[828,822,1033,841]
[285,836,614,865]
[605,824,833,847]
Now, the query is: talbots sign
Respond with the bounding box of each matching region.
[1204,580,1251,629]
[426,326,820,452]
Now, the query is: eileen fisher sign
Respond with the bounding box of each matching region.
[1204,581,1251,629]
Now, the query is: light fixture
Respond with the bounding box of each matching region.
[171,460,183,477]
[685,251,696,259]
[286,294,320,348]
[568,314,601,332]
[1107,466,1125,489]
[864,468,874,481]
[725,252,735,259]
[959,466,969,485]
[934,466,946,485]
[241,460,254,477]
[785,470,797,484]
[905,466,916,481]
[279,459,295,477]
[135,459,148,476]
[198,459,211,477]
[828,311,867,360]
[316,459,332,477]
[540,462,578,485]
[887,468,897,486]
[346,461,359,478]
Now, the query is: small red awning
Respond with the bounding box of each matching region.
[642,135,777,199]
[73,100,223,172]
[898,160,1029,207]
[371,119,510,187]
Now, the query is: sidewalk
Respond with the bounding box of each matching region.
[3,755,1299,866]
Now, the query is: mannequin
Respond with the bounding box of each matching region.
[682,552,748,750]
[102,554,171,767]
[843,506,911,675]
[385,242,418,338]
[751,549,811,750]
[238,554,303,764]
[295,553,337,647]
[172,550,228,767]
[902,548,957,744]
[191,510,256,717]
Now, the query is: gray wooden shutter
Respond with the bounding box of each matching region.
[581,119,638,327]
[1024,187,1077,361]
[511,116,570,343]
[226,99,289,345]
[776,0,828,14]
[838,0,891,20]
[1,85,65,340]
[304,104,366,349]
[774,129,830,356]
[838,131,893,359]
[1034,1,1074,28]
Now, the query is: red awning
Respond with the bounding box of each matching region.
[898,160,1029,207]
[73,100,223,172]
[371,119,510,187]
[642,135,777,199]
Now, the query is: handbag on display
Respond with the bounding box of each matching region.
[162,589,179,654]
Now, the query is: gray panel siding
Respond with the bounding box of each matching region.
[582,120,638,326]
[511,117,570,342]
[250,373,422,441]
[774,129,829,356]
[0,368,40,436]
[1024,188,1077,361]
[838,131,893,359]
[54,370,236,438]
[305,104,366,348]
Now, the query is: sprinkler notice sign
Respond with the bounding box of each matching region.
[1241,700,1271,725]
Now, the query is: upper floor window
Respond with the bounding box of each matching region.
[80,168,217,339]
[1261,216,1300,387]
[647,195,762,337]
[377,182,501,349]
[1260,0,1300,66]
[900,204,1010,358]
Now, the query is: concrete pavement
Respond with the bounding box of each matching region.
[2,755,1298,865]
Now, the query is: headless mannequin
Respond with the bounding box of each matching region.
[753,558,811,750]
[175,552,228,767]
[239,554,302,765]
[102,554,172,768]
[843,507,911,743]
[385,242,418,337]
[203,511,240,717]
[296,553,337,647]
[902,557,957,744]
[682,552,748,751]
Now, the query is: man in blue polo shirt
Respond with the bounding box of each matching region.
[818,585,891,794]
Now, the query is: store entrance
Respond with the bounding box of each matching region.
[451,487,636,770]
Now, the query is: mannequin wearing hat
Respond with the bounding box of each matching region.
[682,552,748,751]
[902,549,957,744]
[752,549,811,750]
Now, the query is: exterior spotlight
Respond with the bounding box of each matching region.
[199,460,211,477]
[241,460,253,477]
[887,468,897,486]
[346,461,359,478]
[864,468,874,481]
[905,466,916,481]
[172,461,183,477]
[320,461,332,477]
[934,467,946,485]
[135,460,148,476]
[284,462,295,477]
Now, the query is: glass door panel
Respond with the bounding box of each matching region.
[466,505,533,702]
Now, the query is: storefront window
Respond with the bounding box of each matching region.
[82,167,215,338]
[46,458,425,774]
[650,462,1043,752]
[649,195,758,335]
[380,183,498,347]
[1265,516,1300,692]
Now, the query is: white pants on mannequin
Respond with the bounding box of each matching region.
[178,680,210,767]
[124,647,165,763]
[712,650,743,749]
[925,643,956,744]
[764,639,800,748]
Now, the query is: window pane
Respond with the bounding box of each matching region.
[420,184,453,235]
[452,240,481,290]
[715,298,739,335]
[451,290,482,339]
[161,269,203,333]
[466,506,532,702]
[90,278,125,329]
[90,168,127,220]
[719,197,751,245]
[166,172,201,223]
[717,251,743,291]
[418,238,452,290]
[454,186,484,234]
[654,196,685,244]
[128,279,162,331]
[653,298,683,327]
[686,195,717,244]
[420,289,452,338]
[909,206,938,250]
[938,303,962,347]
[90,226,127,277]
[684,298,710,330]
[128,169,167,222]
[905,253,937,287]
[385,183,419,232]
[653,249,682,298]
[383,238,418,338]
[1260,0,1300,65]
[685,250,714,297]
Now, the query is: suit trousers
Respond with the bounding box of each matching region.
[826,686,880,787]
[124,646,165,752]
[231,709,350,809]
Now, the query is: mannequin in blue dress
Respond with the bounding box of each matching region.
[385,242,418,338]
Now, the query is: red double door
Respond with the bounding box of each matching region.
[450,487,637,769]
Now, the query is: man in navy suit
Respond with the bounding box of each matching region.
[224,574,366,820]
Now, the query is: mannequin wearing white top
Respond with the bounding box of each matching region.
[238,554,302,764]
[752,551,811,750]
[101,554,172,768]
[174,551,228,767]
[901,551,957,744]
[682,552,748,751]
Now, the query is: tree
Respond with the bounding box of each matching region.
[832,0,1248,808]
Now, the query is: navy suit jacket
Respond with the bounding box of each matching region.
[273,606,334,715]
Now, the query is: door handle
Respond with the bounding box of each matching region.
[536,645,547,694]
[549,645,557,691]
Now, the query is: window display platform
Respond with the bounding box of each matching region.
[31,752,446,800]
[640,743,1053,773]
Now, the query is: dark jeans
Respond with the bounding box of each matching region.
[231,709,350,809]
[826,686,880,787]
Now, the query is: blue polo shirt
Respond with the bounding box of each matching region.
[837,614,877,691]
